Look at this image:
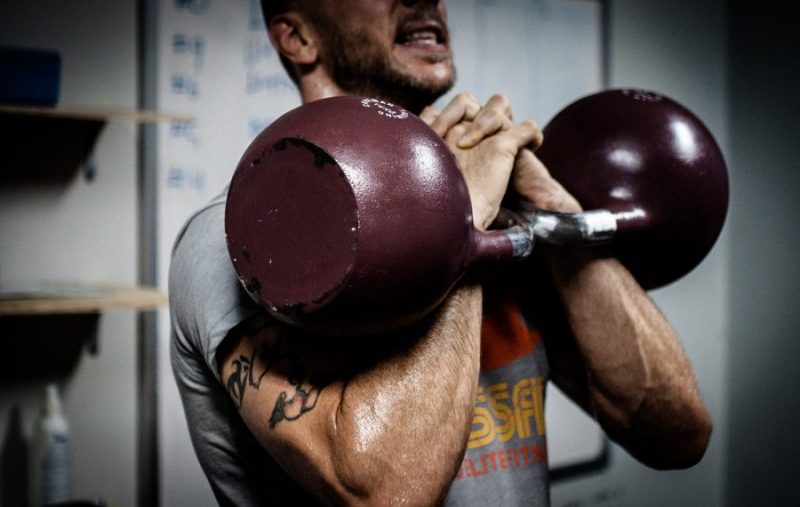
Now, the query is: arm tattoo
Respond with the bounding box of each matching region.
[225,327,326,429]
[268,358,322,429]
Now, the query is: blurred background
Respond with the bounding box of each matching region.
[0,0,797,506]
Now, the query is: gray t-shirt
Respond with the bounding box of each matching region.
[170,192,551,506]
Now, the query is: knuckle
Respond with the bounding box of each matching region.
[489,94,512,117]
[521,120,542,143]
[482,108,505,125]
[521,119,540,131]
[455,92,478,106]
[448,123,468,140]
[489,93,510,106]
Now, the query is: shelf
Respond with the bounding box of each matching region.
[0,104,193,123]
[0,282,168,316]
[0,104,193,182]
[0,283,167,378]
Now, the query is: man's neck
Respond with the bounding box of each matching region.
[299,68,346,104]
[297,70,433,115]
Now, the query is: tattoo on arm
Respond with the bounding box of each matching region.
[226,353,250,408]
[225,329,326,429]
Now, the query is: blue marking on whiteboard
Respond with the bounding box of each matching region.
[174,0,209,15]
[167,166,206,191]
[170,120,200,146]
[171,74,200,101]
[167,166,185,188]
[173,33,205,70]
[244,37,274,66]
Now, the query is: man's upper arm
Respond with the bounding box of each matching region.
[217,317,344,503]
[217,283,484,506]
[169,200,260,379]
[217,314,404,505]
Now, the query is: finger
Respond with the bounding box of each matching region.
[485,93,513,118]
[489,119,542,155]
[444,122,470,145]
[457,94,513,149]
[419,106,441,126]
[428,92,481,137]
[530,122,544,150]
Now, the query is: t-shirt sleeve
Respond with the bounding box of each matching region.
[169,201,261,383]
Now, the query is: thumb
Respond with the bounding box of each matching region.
[512,149,582,212]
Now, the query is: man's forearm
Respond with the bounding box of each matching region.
[331,282,482,505]
[545,250,712,468]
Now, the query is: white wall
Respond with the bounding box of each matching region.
[550,1,729,505]
[0,1,140,505]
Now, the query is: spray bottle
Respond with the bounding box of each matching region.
[29,383,70,506]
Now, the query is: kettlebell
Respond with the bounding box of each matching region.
[533,89,729,289]
[225,96,532,335]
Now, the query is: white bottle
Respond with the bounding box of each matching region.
[30,383,71,506]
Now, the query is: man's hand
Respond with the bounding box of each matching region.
[420,93,542,230]
[511,148,582,214]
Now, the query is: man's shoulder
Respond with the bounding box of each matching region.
[172,188,229,253]
[169,187,260,380]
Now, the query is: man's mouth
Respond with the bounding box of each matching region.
[396,22,447,47]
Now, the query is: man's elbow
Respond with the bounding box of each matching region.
[330,452,453,507]
[327,413,457,506]
[630,409,713,470]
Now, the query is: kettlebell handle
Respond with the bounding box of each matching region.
[487,200,656,253]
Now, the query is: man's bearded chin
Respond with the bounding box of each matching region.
[321,30,456,115]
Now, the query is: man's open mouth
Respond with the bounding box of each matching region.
[396,22,447,46]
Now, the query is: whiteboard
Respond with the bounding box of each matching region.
[153,1,605,503]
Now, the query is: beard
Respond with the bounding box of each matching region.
[313,8,456,114]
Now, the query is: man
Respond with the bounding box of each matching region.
[170,1,712,505]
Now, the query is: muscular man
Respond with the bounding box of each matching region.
[169,1,712,505]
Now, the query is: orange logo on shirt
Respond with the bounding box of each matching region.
[468,376,546,449]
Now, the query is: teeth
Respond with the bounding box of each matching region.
[404,30,438,44]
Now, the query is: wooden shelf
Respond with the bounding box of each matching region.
[0,104,192,182]
[0,104,193,123]
[0,283,167,316]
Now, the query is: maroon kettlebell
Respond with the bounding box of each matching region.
[535,89,729,289]
[225,96,531,335]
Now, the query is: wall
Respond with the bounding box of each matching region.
[727,2,800,505]
[550,1,729,505]
[0,1,140,505]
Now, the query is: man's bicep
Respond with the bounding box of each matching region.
[217,317,348,500]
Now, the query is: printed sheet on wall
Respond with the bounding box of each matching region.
[154,0,605,503]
